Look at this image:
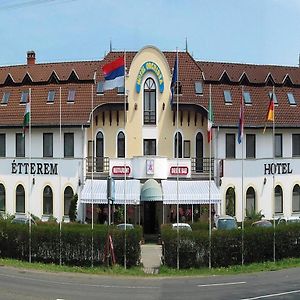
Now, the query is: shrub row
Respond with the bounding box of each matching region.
[161,224,300,268]
[0,221,142,268]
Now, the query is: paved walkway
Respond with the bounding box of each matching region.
[140,244,162,274]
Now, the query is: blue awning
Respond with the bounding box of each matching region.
[161,180,221,204]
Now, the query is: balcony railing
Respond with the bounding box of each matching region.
[191,157,214,177]
[86,156,110,174]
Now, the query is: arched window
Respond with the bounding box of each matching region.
[96,131,104,172]
[16,184,25,213]
[64,186,74,216]
[174,132,182,158]
[143,78,156,124]
[0,184,5,212]
[43,185,53,215]
[292,184,300,212]
[117,131,125,158]
[275,185,283,214]
[196,132,203,172]
[246,187,256,215]
[226,187,235,216]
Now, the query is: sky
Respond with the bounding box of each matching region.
[0,0,300,66]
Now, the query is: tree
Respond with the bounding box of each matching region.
[69,193,78,222]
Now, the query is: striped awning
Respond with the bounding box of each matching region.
[81,179,140,205]
[161,180,221,204]
[141,179,163,202]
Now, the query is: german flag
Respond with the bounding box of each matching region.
[263,92,274,133]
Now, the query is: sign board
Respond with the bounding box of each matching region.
[170,166,189,176]
[112,166,131,176]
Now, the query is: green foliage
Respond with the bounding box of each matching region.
[69,194,78,222]
[0,221,142,268]
[245,209,264,221]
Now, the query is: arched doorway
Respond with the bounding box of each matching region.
[16,184,25,213]
[196,132,203,172]
[226,187,235,216]
[96,131,104,172]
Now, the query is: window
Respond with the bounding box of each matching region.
[96,132,104,172]
[243,91,252,104]
[117,86,125,94]
[43,133,53,157]
[287,92,296,105]
[64,133,74,157]
[1,92,10,104]
[67,89,76,102]
[269,91,278,105]
[64,186,74,216]
[16,184,25,213]
[16,133,25,157]
[226,134,236,158]
[47,90,55,103]
[43,185,53,215]
[143,139,156,155]
[184,140,190,158]
[226,187,235,216]
[275,134,282,158]
[174,82,182,94]
[275,185,283,214]
[292,184,300,212]
[224,90,232,103]
[196,133,203,172]
[20,90,29,104]
[195,82,203,95]
[246,134,256,158]
[117,131,125,158]
[0,184,5,212]
[174,132,183,158]
[0,134,5,157]
[96,81,104,94]
[246,187,255,215]
[292,134,300,157]
[143,78,156,124]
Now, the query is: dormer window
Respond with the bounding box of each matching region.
[47,90,55,103]
[1,92,10,104]
[243,91,252,105]
[20,90,29,104]
[224,90,232,104]
[287,92,297,105]
[96,81,104,94]
[195,82,203,95]
[174,81,182,94]
[67,89,76,102]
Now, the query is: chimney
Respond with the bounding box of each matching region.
[27,51,36,65]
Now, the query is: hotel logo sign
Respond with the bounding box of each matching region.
[170,166,189,176]
[264,162,293,175]
[136,61,164,93]
[112,166,131,176]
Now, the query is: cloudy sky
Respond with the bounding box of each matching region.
[0,0,299,66]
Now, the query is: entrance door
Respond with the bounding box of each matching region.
[196,132,203,172]
[143,202,156,234]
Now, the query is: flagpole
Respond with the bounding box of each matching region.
[175,49,180,270]
[91,72,95,267]
[208,84,212,270]
[272,85,276,263]
[28,88,32,264]
[59,86,62,265]
[124,50,127,270]
[241,86,244,266]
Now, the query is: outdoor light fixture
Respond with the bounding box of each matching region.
[263,177,267,185]
[78,178,81,186]
[162,102,165,110]
[134,103,138,110]
[32,177,35,185]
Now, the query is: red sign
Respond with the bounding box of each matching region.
[170,166,189,176]
[112,166,131,175]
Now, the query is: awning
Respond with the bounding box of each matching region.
[81,179,140,205]
[161,180,221,204]
[141,179,162,201]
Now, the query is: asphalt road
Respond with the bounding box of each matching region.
[1,265,300,300]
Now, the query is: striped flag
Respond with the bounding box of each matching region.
[238,93,244,144]
[102,56,125,91]
[207,97,214,143]
[22,100,30,137]
[263,92,274,133]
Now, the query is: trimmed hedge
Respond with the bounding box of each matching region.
[161,223,300,268]
[0,221,142,268]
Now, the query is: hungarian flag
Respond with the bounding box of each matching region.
[22,100,30,136]
[102,56,125,91]
[207,98,214,143]
[263,92,274,133]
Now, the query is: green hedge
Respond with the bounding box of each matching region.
[161,223,300,268]
[0,221,142,268]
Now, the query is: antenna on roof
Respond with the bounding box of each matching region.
[109,39,112,52]
[185,37,188,53]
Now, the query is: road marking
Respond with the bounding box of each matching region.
[198,281,246,287]
[241,289,300,299]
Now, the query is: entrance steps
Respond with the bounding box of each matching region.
[140,244,162,274]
